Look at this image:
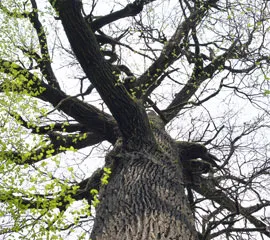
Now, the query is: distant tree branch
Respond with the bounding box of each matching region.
[130,0,223,102]
[163,38,240,122]
[193,177,270,238]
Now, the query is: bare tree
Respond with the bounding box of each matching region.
[0,0,270,239]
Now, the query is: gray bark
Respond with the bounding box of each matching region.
[90,114,199,240]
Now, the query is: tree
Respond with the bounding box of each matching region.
[0,0,270,239]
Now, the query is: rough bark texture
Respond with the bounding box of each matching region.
[90,115,198,240]
[47,1,212,239]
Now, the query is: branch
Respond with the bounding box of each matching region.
[210,227,269,239]
[28,0,60,89]
[71,168,103,204]
[0,168,103,215]
[0,59,117,143]
[133,0,220,99]
[9,112,90,134]
[49,0,156,149]
[2,131,104,165]
[0,192,46,209]
[90,0,156,31]
[0,2,28,18]
[163,38,240,122]
[193,178,270,238]
[224,55,270,73]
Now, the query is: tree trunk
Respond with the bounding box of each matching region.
[91,131,198,240]
[48,2,199,239]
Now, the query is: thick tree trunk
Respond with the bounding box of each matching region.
[48,2,199,238]
[90,141,198,239]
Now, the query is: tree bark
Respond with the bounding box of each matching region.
[91,150,198,240]
[90,122,198,240]
[48,1,199,239]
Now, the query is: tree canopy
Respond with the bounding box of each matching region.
[0,0,270,239]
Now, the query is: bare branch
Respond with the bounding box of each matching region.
[193,178,270,238]
[90,0,157,31]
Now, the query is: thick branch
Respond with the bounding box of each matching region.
[49,0,155,149]
[2,131,104,165]
[0,59,117,143]
[90,0,153,31]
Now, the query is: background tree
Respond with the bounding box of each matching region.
[0,0,270,239]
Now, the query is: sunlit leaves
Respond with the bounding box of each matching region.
[0,64,82,238]
[101,167,111,185]
[90,189,100,208]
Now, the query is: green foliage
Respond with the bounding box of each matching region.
[101,167,112,185]
[0,3,90,238]
[90,189,100,208]
[264,90,270,96]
